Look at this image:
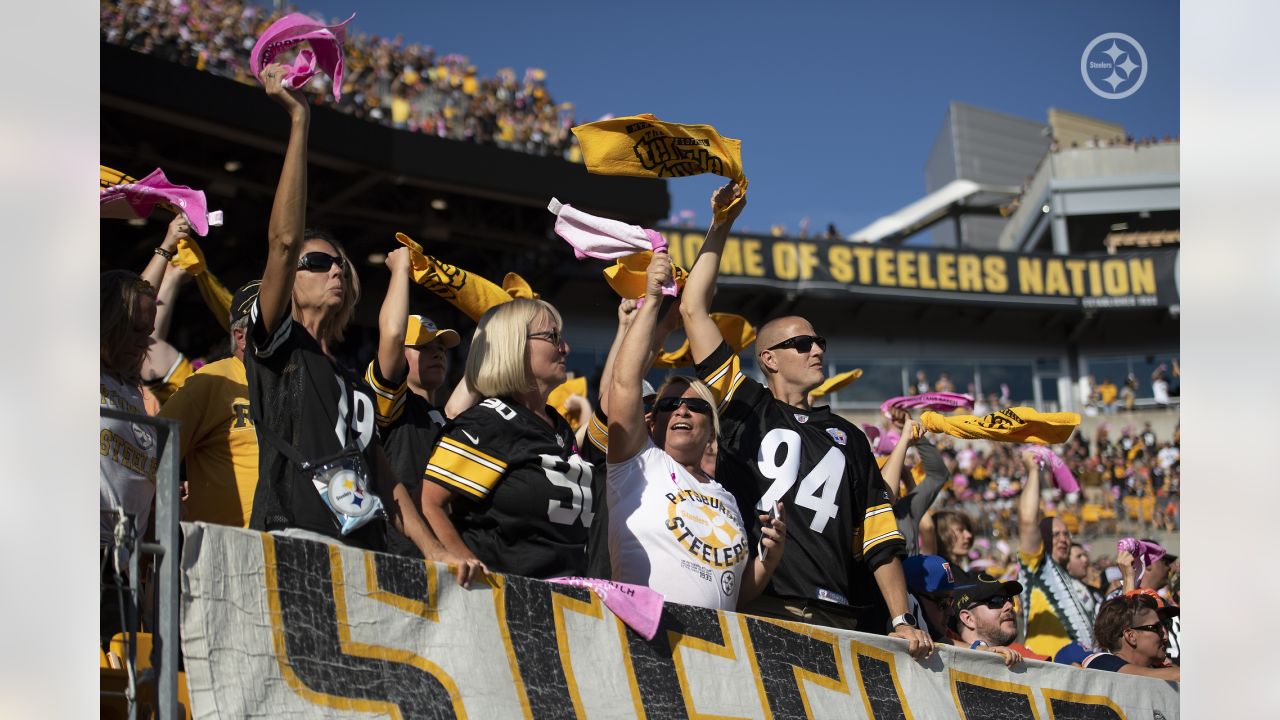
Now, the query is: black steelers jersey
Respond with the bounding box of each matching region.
[364,361,445,492]
[695,342,905,605]
[580,410,611,579]
[244,302,387,551]
[424,397,591,579]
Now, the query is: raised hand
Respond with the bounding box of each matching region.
[260,62,309,121]
[711,181,745,223]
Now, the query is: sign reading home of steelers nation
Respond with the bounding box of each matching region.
[661,228,1179,310]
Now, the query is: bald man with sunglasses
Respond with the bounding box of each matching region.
[681,184,931,660]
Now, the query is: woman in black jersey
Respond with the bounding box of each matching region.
[422,298,595,580]
[244,64,471,583]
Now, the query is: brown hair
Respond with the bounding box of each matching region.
[932,510,975,563]
[100,270,156,384]
[1093,594,1159,652]
[300,229,361,344]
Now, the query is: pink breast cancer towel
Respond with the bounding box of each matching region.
[1116,538,1167,582]
[880,392,974,418]
[100,168,216,236]
[549,577,664,640]
[1025,445,1080,493]
[860,424,899,456]
[251,12,355,100]
[547,198,676,297]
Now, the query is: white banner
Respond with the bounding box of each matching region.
[180,523,1179,719]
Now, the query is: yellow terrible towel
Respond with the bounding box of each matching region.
[808,369,863,401]
[572,113,747,223]
[396,232,532,322]
[919,407,1080,445]
[547,376,589,432]
[170,236,233,331]
[603,251,689,301]
[654,313,755,369]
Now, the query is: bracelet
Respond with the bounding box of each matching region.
[154,247,175,261]
[970,640,988,650]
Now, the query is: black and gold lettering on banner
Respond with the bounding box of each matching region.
[616,602,725,720]
[263,535,463,719]
[1040,688,1126,720]
[738,615,850,720]
[499,574,594,719]
[849,641,910,720]
[949,669,1038,720]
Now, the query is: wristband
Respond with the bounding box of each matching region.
[970,640,988,650]
[155,247,176,261]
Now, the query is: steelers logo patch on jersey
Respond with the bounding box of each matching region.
[825,427,848,445]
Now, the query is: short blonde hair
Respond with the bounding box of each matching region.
[465,299,563,398]
[654,375,721,439]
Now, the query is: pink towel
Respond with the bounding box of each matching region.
[100,168,211,236]
[860,424,898,456]
[549,577,664,640]
[1116,538,1166,582]
[1025,445,1080,493]
[250,12,355,100]
[880,392,975,418]
[547,198,676,297]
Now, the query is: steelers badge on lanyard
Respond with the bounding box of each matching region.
[328,468,376,518]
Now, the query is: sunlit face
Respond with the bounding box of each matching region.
[650,385,714,466]
[759,319,826,394]
[963,595,1017,646]
[1067,545,1090,580]
[406,339,449,392]
[293,239,347,315]
[526,309,568,389]
[947,522,974,559]
[1124,608,1168,664]
[1049,517,1072,565]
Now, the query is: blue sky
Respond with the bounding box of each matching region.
[299,1,1178,236]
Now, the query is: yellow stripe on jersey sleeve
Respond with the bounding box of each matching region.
[586,412,609,453]
[364,361,406,427]
[860,504,904,554]
[698,353,744,407]
[423,436,508,500]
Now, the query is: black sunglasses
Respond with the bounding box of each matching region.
[654,396,713,414]
[1129,622,1167,636]
[297,251,347,273]
[965,594,1010,610]
[767,335,827,354]
[527,329,566,348]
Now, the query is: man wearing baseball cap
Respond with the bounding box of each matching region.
[158,280,263,528]
[366,248,462,556]
[952,571,1045,666]
[900,554,960,641]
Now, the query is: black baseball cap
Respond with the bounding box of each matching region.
[953,571,1023,610]
[230,280,262,325]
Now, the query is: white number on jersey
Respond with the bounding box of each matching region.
[541,454,595,527]
[480,397,518,420]
[334,377,375,450]
[756,428,844,533]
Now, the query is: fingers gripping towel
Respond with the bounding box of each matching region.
[919,407,1080,445]
[1116,538,1167,582]
[603,251,689,301]
[548,198,676,297]
[571,113,747,223]
[395,232,518,322]
[1025,445,1080,493]
[251,12,355,99]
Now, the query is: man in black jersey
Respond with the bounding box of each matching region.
[365,247,461,556]
[682,183,932,659]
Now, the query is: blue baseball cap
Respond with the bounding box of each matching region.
[901,555,959,595]
[1053,641,1092,666]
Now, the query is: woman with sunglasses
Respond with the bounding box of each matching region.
[1083,593,1180,681]
[243,64,465,581]
[605,251,786,610]
[421,298,595,580]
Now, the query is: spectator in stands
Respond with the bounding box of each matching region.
[1018,450,1096,656]
[1066,542,1104,619]
[420,297,593,580]
[894,433,949,556]
[1151,365,1170,406]
[921,510,976,572]
[157,281,263,528]
[934,372,955,393]
[1083,594,1180,680]
[605,251,786,609]
[245,64,459,577]
[1097,377,1118,414]
[365,247,460,557]
[914,370,930,394]
[100,270,161,645]
[1121,373,1139,411]
[901,555,959,643]
[951,572,1043,665]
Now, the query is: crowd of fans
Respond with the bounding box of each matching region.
[100,0,577,156]
[99,36,1180,691]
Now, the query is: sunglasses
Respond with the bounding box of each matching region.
[527,329,567,348]
[654,396,713,414]
[297,251,347,273]
[1129,622,1167,636]
[965,594,1010,610]
[767,335,827,354]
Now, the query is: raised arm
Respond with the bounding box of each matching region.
[140,214,190,291]
[680,182,744,365]
[1018,450,1043,553]
[880,417,918,497]
[906,439,949,525]
[597,298,637,416]
[256,64,311,334]
[376,248,414,384]
[140,263,190,382]
[607,252,671,463]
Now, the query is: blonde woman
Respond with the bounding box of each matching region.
[421,298,594,581]
[606,251,786,610]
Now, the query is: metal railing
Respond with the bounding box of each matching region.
[100,407,182,720]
